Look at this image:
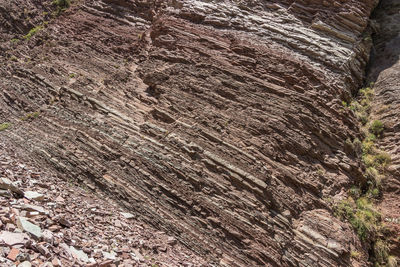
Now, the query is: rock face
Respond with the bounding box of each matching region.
[0,141,206,266]
[368,0,400,258]
[0,0,384,266]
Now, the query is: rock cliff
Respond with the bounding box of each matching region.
[368,0,400,259]
[1,0,396,266]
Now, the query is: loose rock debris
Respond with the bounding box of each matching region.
[0,142,208,266]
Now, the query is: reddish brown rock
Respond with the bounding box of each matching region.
[7,247,20,261]
[367,0,400,258]
[2,0,397,266]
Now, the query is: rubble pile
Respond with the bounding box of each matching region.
[0,141,207,267]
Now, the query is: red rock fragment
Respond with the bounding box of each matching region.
[7,247,20,261]
[52,257,61,266]
[121,252,130,259]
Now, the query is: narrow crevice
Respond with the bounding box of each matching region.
[335,0,400,266]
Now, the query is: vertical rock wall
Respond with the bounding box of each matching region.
[368,0,400,258]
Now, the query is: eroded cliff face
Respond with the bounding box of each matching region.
[0,0,383,266]
[368,0,400,258]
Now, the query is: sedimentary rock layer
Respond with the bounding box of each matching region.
[368,0,400,258]
[0,0,380,266]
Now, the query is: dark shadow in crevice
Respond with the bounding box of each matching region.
[366,0,400,83]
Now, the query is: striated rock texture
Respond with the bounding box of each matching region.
[0,0,381,266]
[0,140,207,266]
[368,0,400,258]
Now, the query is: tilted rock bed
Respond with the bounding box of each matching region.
[0,141,207,266]
[368,0,400,258]
[1,0,395,266]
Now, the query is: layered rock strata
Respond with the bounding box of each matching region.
[368,0,400,258]
[0,0,381,266]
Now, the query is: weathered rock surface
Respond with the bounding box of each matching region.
[0,141,205,266]
[0,0,390,266]
[368,0,400,258]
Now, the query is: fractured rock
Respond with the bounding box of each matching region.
[24,191,45,201]
[36,244,50,257]
[51,257,61,266]
[16,217,42,239]
[18,261,32,267]
[132,249,145,262]
[0,189,10,197]
[120,212,134,219]
[69,246,93,263]
[0,142,207,267]
[7,247,19,261]
[0,178,23,195]
[21,204,49,215]
[2,0,385,261]
[102,250,117,260]
[41,229,54,244]
[0,231,30,247]
[166,237,177,246]
[55,216,72,228]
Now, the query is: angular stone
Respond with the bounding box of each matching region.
[0,178,23,195]
[16,217,42,239]
[69,246,91,263]
[7,247,19,261]
[102,250,117,260]
[41,229,54,243]
[35,243,50,257]
[51,257,61,266]
[48,225,61,232]
[24,191,44,201]
[18,261,32,267]
[5,223,16,232]
[55,196,64,202]
[114,220,122,228]
[120,212,134,219]
[21,204,49,215]
[0,231,29,247]
[167,236,177,245]
[56,216,72,228]
[26,211,39,218]
[0,189,9,197]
